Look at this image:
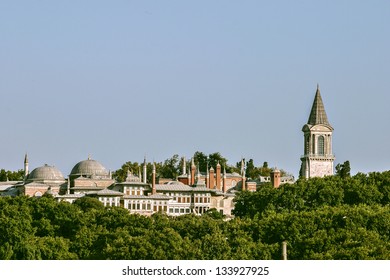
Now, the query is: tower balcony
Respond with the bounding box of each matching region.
[300,153,335,160]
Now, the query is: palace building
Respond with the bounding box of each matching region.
[2,155,247,217]
[1,84,334,214]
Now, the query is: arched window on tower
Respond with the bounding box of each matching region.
[318,135,325,155]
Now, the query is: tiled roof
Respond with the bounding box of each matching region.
[155,184,214,192]
[95,189,124,196]
[122,194,171,200]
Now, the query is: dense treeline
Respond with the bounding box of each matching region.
[234,171,390,218]
[1,171,389,260]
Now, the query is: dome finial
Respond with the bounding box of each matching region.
[88,154,91,160]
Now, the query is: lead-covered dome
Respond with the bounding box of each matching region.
[70,158,109,177]
[28,164,65,182]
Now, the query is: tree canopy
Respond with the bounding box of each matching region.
[1,167,390,260]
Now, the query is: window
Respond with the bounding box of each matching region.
[305,135,310,154]
[318,135,325,155]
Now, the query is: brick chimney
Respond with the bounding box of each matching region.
[271,168,281,188]
[191,158,196,185]
[209,167,215,189]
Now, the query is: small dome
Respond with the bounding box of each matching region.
[70,159,108,177]
[28,164,65,181]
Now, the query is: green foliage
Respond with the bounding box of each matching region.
[1,170,390,260]
[0,169,24,181]
[74,196,105,212]
[336,160,351,178]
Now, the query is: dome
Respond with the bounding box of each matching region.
[28,164,65,182]
[70,159,108,177]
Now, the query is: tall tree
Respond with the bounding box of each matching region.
[336,160,351,178]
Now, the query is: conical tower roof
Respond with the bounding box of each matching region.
[307,85,330,126]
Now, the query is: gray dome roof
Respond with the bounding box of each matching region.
[70,159,108,176]
[28,164,65,181]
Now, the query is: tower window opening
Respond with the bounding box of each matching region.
[318,136,325,155]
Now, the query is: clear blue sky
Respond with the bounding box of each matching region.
[1,0,389,177]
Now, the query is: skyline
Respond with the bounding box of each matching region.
[1,1,389,178]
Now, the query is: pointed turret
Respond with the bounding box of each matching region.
[307,84,331,126]
[152,162,156,195]
[24,153,29,179]
[143,156,147,183]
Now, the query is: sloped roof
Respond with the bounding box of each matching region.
[307,85,331,126]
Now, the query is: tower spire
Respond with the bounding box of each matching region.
[307,84,331,126]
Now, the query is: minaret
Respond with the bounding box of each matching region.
[67,177,71,194]
[24,153,29,180]
[152,162,156,195]
[143,156,147,183]
[300,85,335,178]
[182,156,186,175]
[241,159,246,191]
[206,163,209,188]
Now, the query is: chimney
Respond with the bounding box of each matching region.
[191,158,196,185]
[271,168,281,188]
[209,166,215,189]
[216,161,221,191]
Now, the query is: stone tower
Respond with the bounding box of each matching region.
[300,85,335,178]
